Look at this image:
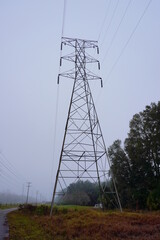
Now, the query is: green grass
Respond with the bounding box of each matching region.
[8,210,52,240]
[56,204,91,210]
[0,203,19,209]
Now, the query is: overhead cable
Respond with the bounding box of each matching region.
[50,0,67,189]
[102,0,133,64]
[0,157,20,181]
[103,0,153,84]
[100,0,120,48]
[0,152,27,183]
[97,0,112,41]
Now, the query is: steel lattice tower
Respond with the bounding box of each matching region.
[50,37,122,214]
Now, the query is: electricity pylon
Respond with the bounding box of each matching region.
[50,37,122,215]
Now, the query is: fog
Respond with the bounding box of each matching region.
[0,0,160,202]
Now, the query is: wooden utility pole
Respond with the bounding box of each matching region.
[26,182,31,204]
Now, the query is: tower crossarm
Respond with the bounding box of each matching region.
[60,52,100,66]
[61,37,99,52]
[58,37,103,87]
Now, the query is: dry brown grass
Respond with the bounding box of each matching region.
[8,207,160,240]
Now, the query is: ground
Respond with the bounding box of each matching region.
[8,206,160,240]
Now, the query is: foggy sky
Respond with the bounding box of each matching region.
[0,0,160,201]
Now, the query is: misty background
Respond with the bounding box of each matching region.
[0,0,160,202]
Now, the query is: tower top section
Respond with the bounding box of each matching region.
[61,37,99,52]
[58,37,102,87]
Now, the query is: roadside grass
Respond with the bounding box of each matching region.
[0,204,19,209]
[8,210,52,240]
[56,204,91,210]
[8,205,160,240]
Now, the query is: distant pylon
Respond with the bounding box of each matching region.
[50,37,122,215]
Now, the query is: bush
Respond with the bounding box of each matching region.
[35,205,50,215]
[61,207,68,214]
[18,204,50,215]
[19,204,36,213]
[147,186,160,210]
[52,206,58,214]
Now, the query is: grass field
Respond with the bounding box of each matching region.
[0,204,19,209]
[8,206,160,240]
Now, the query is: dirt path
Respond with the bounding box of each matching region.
[0,208,17,240]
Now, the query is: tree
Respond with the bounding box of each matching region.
[108,101,160,209]
[108,140,133,208]
[60,180,99,206]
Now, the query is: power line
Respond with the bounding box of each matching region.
[0,157,20,181]
[100,0,120,48]
[0,152,27,183]
[0,152,30,197]
[61,0,67,38]
[0,169,19,186]
[0,154,43,202]
[97,0,112,41]
[102,0,133,64]
[0,173,9,184]
[0,167,24,194]
[50,85,60,188]
[50,0,67,189]
[103,0,153,84]
[0,151,16,171]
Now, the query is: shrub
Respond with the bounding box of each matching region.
[35,205,50,215]
[61,207,68,214]
[147,186,160,210]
